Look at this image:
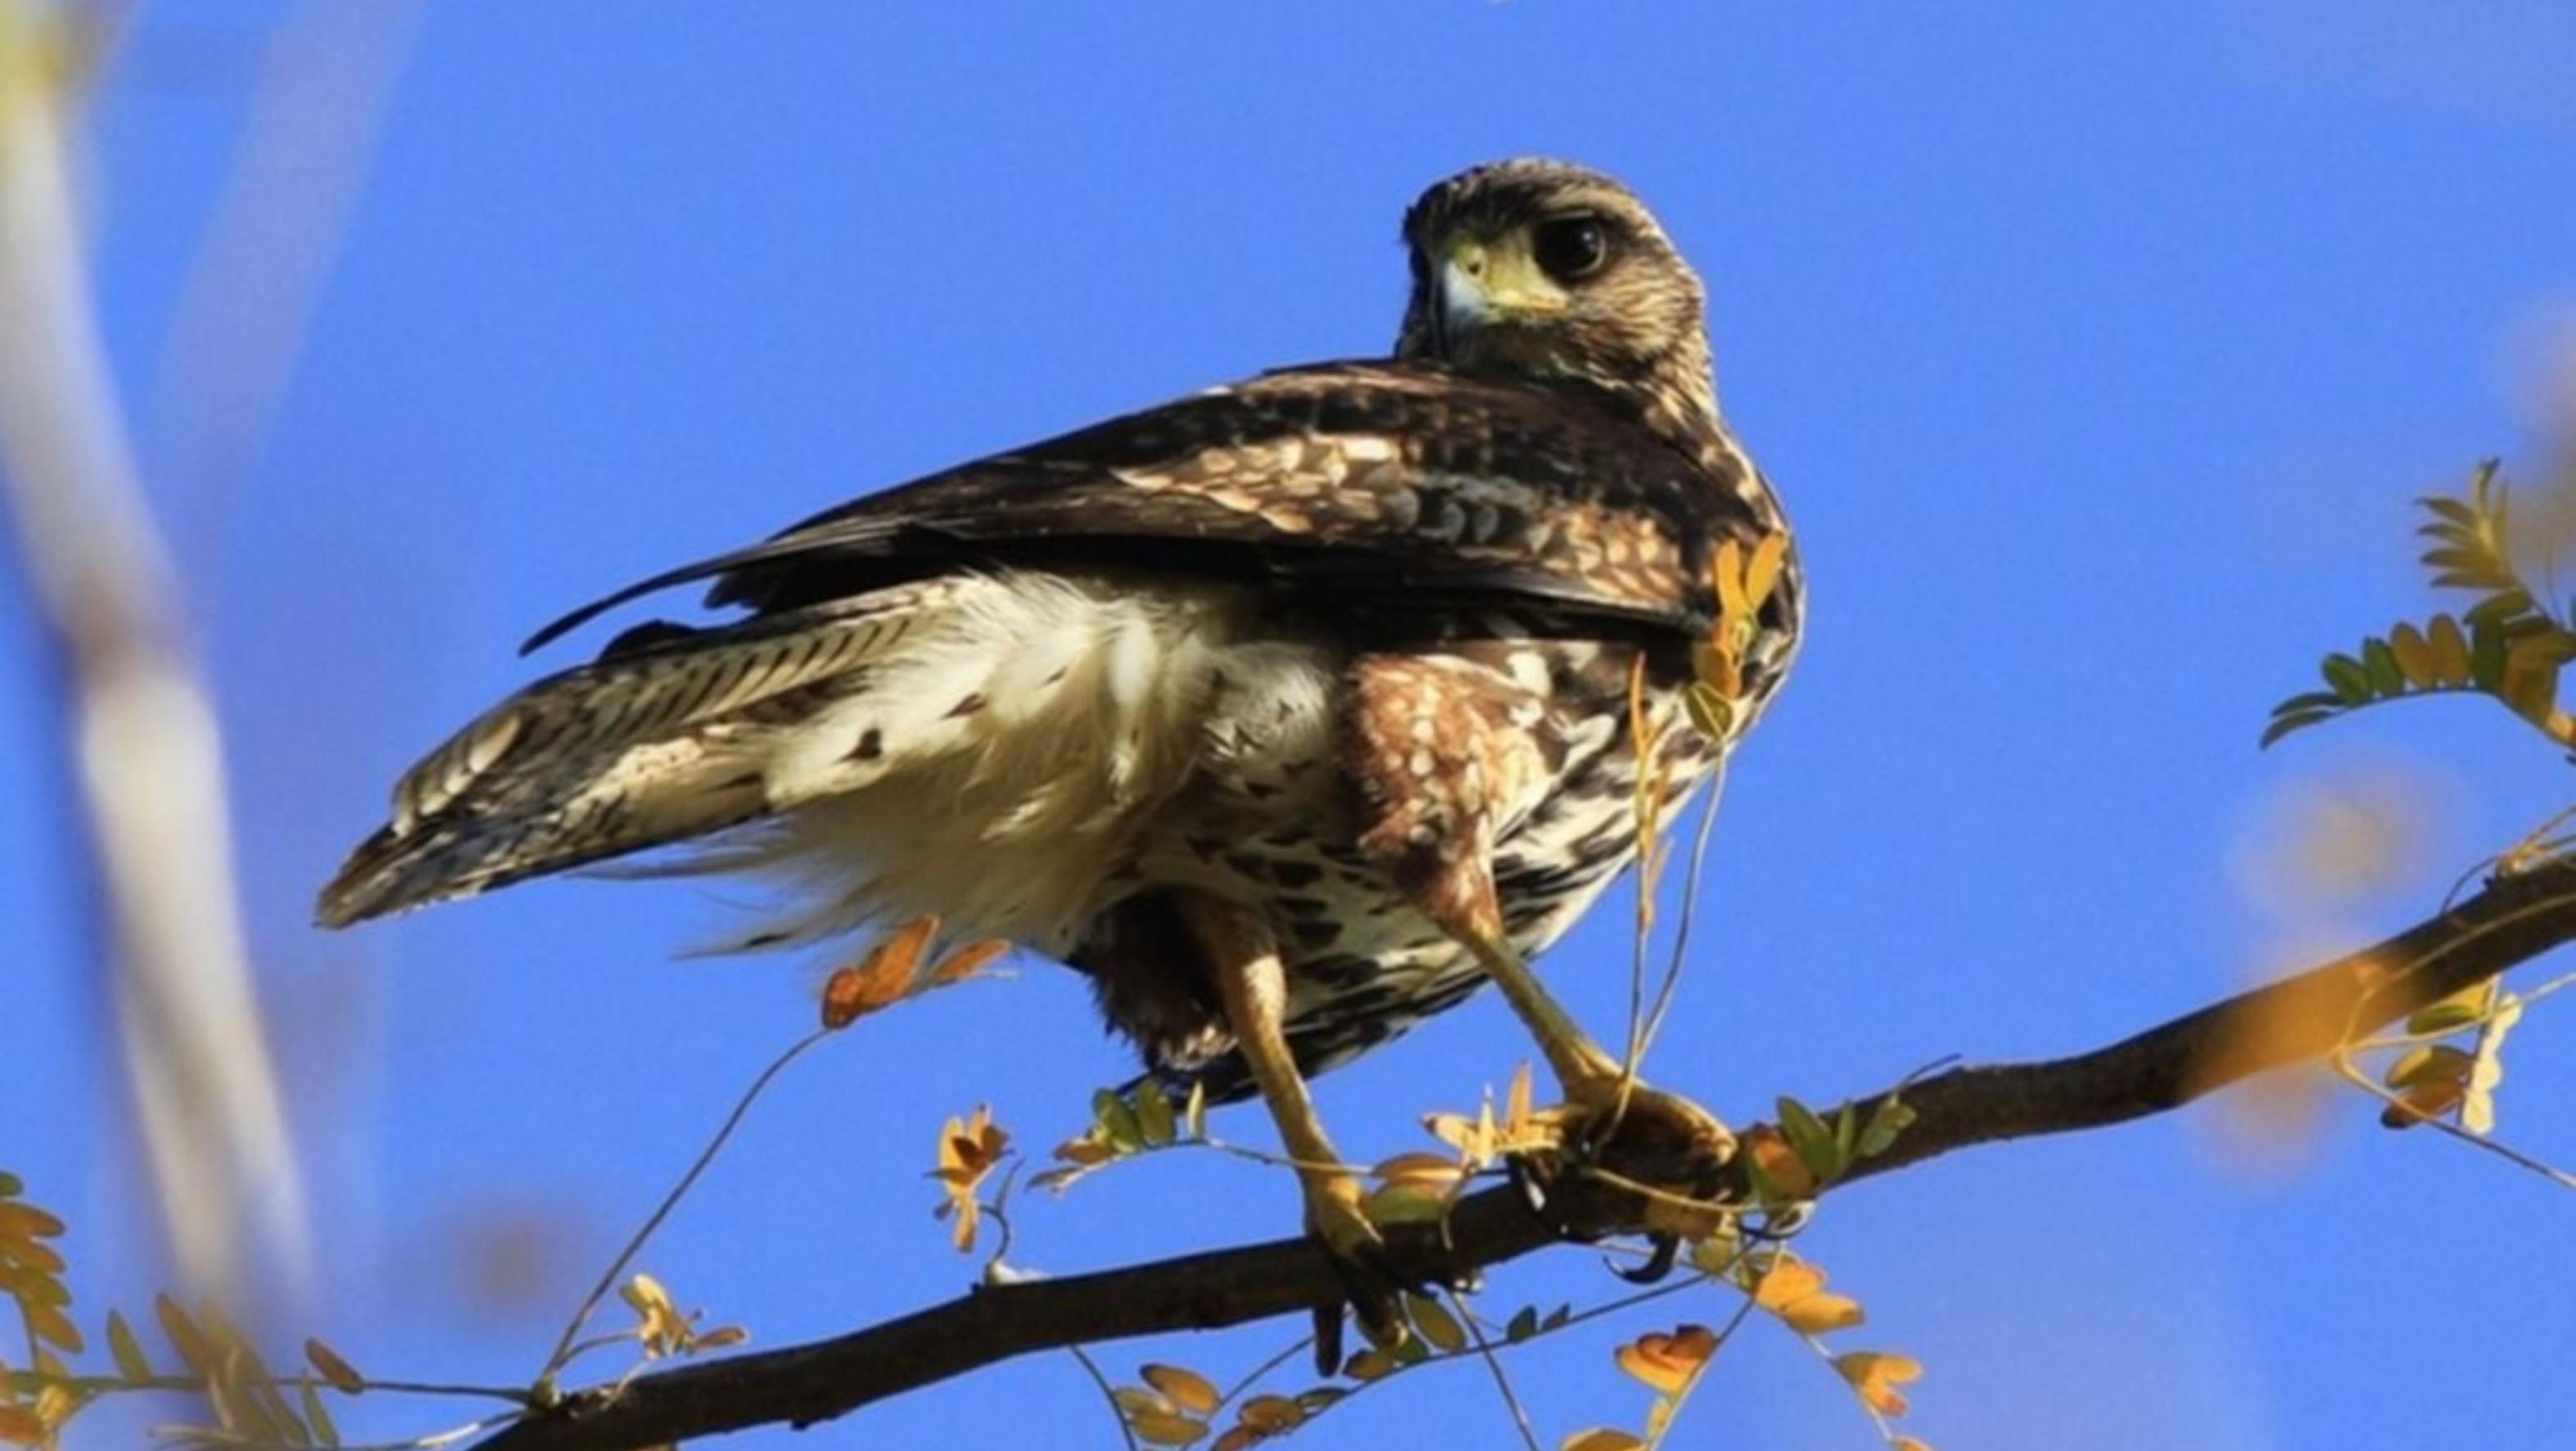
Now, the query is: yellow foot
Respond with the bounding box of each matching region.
[1299,1170,1404,1372]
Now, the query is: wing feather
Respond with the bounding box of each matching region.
[522,360,1754,655]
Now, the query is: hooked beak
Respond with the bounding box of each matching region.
[1427,237,1560,361]
[1431,241,1491,359]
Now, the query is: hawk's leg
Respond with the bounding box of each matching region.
[1343,654,1733,1161]
[1175,893,1402,1358]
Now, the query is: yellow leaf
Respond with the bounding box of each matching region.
[1742,1125,1817,1199]
[2387,622,2436,687]
[929,938,1010,985]
[1141,1364,1220,1417]
[2383,1044,2471,1091]
[1713,539,1748,621]
[1210,1429,1260,1451]
[1835,1351,1923,1417]
[1561,1430,1646,1451]
[2381,1078,2466,1128]
[1051,1132,1118,1168]
[2427,614,2471,686]
[1127,1408,1209,1445]
[1236,1394,1304,1431]
[1614,1323,1719,1395]
[1683,680,1735,740]
[1423,1111,1490,1162]
[0,1406,43,1448]
[1372,1152,1466,1189]
[0,1237,62,1274]
[0,1205,63,1240]
[108,1309,153,1382]
[1779,1294,1865,1335]
[301,1381,341,1448]
[25,1302,80,1354]
[932,1105,1008,1253]
[820,915,938,1028]
[1134,1081,1178,1147]
[1743,532,1790,611]
[1891,1440,1935,1451]
[1343,1349,1397,1382]
[305,1336,364,1394]
[155,1295,217,1379]
[1751,1260,1824,1311]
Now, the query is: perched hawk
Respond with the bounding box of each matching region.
[322,158,1799,1313]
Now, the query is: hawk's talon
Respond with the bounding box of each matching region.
[1301,1171,1406,1374]
[1615,1232,1683,1285]
[1561,1078,1737,1173]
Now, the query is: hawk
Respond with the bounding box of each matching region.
[321,158,1800,1321]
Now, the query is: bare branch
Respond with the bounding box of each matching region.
[476,866,2576,1451]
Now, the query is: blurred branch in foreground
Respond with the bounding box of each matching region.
[0,0,304,1299]
[472,863,2576,1451]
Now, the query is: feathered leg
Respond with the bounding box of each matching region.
[1341,654,1732,1158]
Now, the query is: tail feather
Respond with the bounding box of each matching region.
[314,583,961,927]
[319,572,1257,959]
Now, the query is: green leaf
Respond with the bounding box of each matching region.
[1132,1080,1177,1147]
[1542,1304,1573,1331]
[1506,1306,1540,1343]
[1775,1096,1844,1183]
[2407,981,2495,1037]
[2361,637,2404,694]
[2465,590,2534,627]
[0,1173,21,1198]
[2472,617,2510,689]
[2384,1043,2472,1091]
[1406,1293,1466,1354]
[2270,690,2344,715]
[1853,1096,1918,1159]
[1091,1089,1145,1152]
[2259,709,2336,748]
[2321,653,2373,704]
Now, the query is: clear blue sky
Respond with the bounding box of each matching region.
[11,3,2575,1448]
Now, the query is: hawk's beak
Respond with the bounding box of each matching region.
[1435,242,1494,354]
[1432,237,1560,359]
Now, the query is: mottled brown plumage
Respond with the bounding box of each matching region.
[320,160,1800,1328]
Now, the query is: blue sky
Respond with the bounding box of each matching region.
[11,2,2576,1448]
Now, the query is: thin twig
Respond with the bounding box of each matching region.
[1448,1288,1543,1451]
[534,1029,832,1394]
[1063,1343,1143,1451]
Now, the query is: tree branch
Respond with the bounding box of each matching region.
[476,866,2576,1451]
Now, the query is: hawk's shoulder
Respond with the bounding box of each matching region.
[522,360,1773,654]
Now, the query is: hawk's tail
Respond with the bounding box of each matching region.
[314,583,958,929]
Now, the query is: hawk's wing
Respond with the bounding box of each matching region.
[522,360,1757,654]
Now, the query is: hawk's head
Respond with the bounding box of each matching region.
[1396,159,1718,431]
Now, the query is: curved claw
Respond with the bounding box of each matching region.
[1301,1173,1405,1373]
[1614,1232,1682,1285]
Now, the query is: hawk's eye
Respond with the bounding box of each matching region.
[1531,215,1611,283]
